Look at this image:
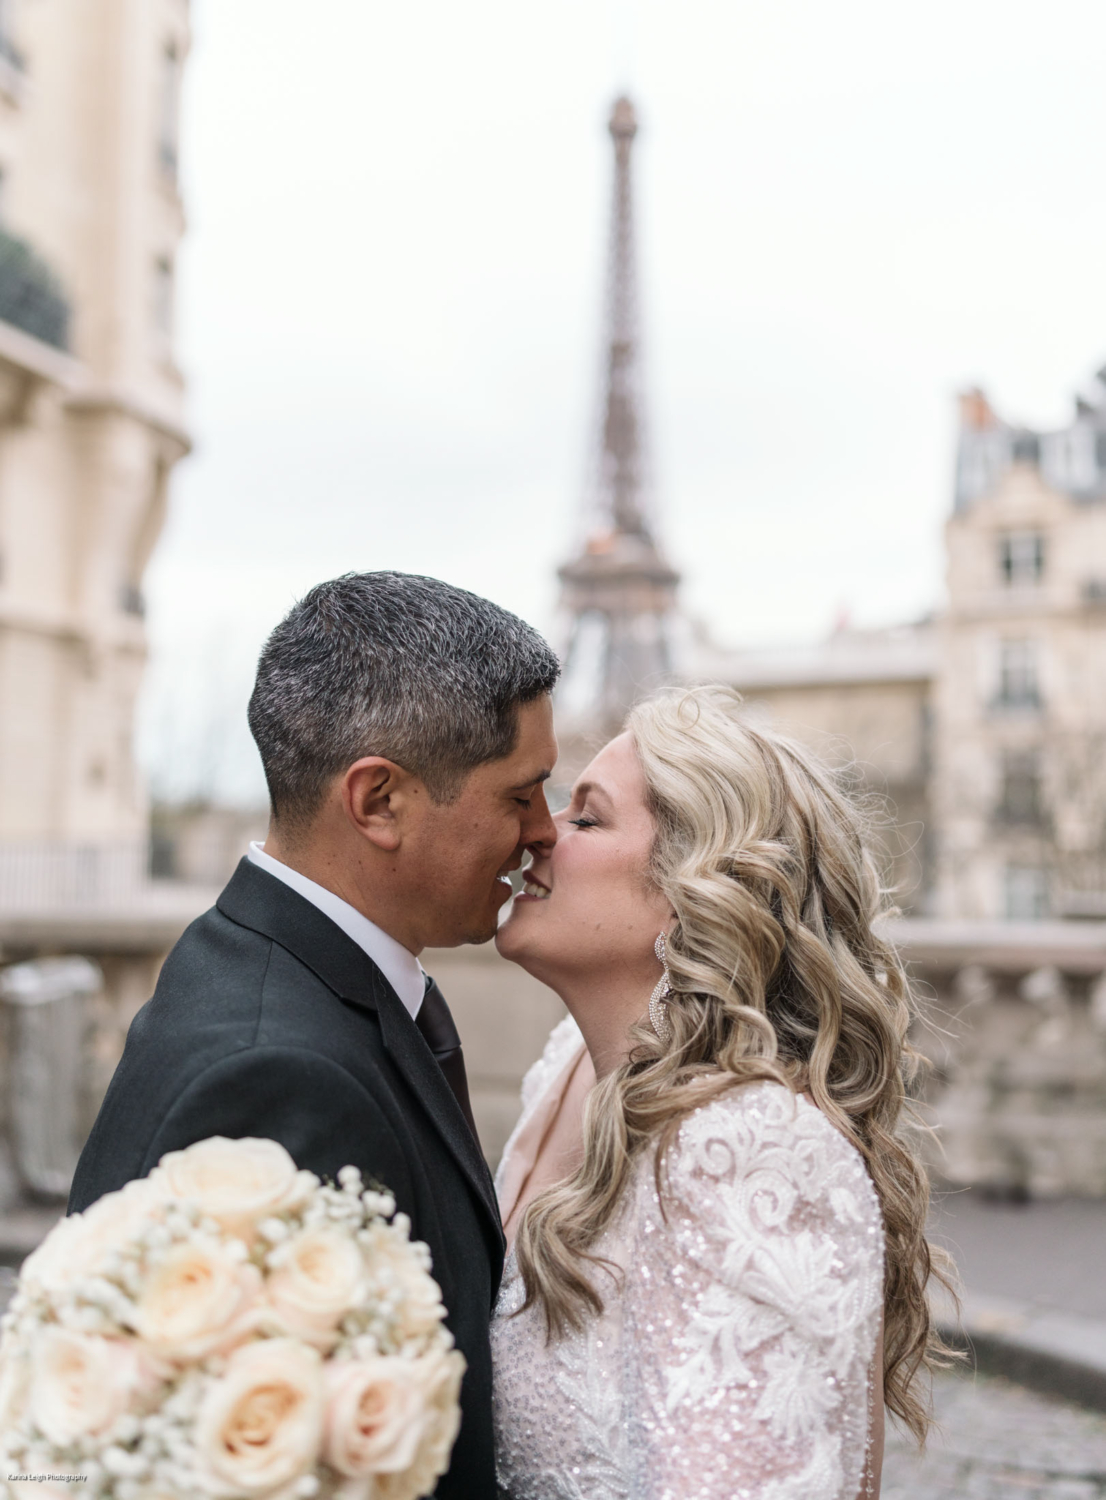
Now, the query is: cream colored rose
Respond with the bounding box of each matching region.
[28,1327,143,1446]
[361,1225,446,1341]
[134,1237,261,1362]
[0,1339,28,1431]
[22,1174,166,1290]
[323,1357,424,1478]
[325,1347,464,1499]
[389,1347,465,1500]
[158,1136,316,1234]
[195,1336,324,1496]
[265,1226,367,1345]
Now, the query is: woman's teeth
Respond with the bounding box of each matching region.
[521,877,550,899]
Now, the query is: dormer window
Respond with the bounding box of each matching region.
[999,532,1044,586]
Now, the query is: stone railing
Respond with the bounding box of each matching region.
[888,919,1106,1198]
[1,900,1103,1204]
[0,846,213,1210]
[0,839,149,911]
[0,957,100,1200]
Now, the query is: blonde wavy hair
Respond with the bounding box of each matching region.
[515,684,955,1442]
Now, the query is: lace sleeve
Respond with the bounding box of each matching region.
[621,1082,884,1500]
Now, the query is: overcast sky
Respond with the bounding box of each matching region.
[139,0,1106,804]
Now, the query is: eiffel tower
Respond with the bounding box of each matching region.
[556,96,680,736]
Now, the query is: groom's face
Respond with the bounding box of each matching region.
[402,695,559,948]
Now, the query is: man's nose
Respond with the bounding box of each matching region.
[522,785,557,853]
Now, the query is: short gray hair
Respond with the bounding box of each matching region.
[248,572,560,823]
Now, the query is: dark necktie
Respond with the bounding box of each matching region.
[415,977,480,1146]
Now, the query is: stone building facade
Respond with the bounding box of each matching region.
[704,368,1106,925]
[698,621,935,909]
[934,381,1106,921]
[0,0,194,1217]
[0,0,190,856]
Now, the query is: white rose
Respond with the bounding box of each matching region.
[158,1137,317,1234]
[195,1337,324,1496]
[378,1348,465,1500]
[323,1357,424,1478]
[265,1226,367,1345]
[23,1175,166,1290]
[361,1225,446,1341]
[134,1237,261,1362]
[28,1327,143,1446]
[325,1348,464,1500]
[0,1337,28,1431]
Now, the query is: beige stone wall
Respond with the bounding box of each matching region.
[736,677,932,905]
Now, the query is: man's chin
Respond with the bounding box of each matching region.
[463,921,499,946]
[440,884,511,948]
[462,897,508,947]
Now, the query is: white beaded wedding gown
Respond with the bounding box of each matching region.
[491,1018,884,1500]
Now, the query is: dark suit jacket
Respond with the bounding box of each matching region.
[69,858,506,1500]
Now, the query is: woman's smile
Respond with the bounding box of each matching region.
[517,872,551,901]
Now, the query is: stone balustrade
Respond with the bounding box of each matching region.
[888,919,1106,1198]
[0,910,1102,1205]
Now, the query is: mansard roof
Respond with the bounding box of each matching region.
[955,368,1106,510]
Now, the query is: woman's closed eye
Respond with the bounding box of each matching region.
[569,815,599,830]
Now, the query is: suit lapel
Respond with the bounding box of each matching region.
[216,859,503,1247]
[373,984,502,1238]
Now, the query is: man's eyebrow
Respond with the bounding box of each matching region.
[509,769,553,792]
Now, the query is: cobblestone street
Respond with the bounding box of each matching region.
[883,1369,1106,1498]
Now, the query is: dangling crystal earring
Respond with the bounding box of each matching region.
[649,932,673,1043]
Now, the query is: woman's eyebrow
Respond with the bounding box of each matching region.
[572,779,613,807]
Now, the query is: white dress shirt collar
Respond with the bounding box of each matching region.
[246,842,424,1019]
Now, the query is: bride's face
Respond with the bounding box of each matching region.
[496,732,671,995]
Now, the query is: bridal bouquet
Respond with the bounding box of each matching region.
[0,1137,464,1500]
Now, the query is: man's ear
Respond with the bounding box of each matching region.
[342,758,417,852]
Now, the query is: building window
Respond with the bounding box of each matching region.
[153,256,173,336]
[0,0,24,71]
[998,749,1043,823]
[997,639,1040,709]
[159,42,180,176]
[120,583,145,617]
[999,531,1044,586]
[1005,866,1048,920]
